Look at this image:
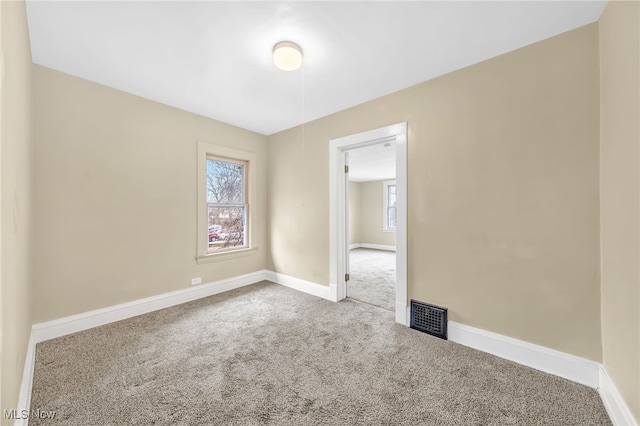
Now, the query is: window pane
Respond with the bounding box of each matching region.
[388,185,396,207]
[388,206,397,229]
[207,159,244,203]
[208,206,246,251]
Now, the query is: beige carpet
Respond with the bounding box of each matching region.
[348,248,395,311]
[30,281,611,425]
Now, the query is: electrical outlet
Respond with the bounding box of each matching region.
[191,277,202,286]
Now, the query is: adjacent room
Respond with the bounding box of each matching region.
[347,142,397,311]
[1,1,638,425]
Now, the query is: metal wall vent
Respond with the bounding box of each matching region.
[410,300,448,340]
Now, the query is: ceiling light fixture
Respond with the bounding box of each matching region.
[273,41,303,71]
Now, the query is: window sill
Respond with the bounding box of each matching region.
[196,247,258,264]
[382,229,396,233]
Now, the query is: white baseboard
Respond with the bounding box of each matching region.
[17,269,330,423]
[19,271,635,426]
[26,268,329,347]
[350,243,396,252]
[598,366,638,426]
[264,270,332,301]
[437,318,636,425]
[15,334,37,426]
[18,270,267,421]
[31,270,267,344]
[447,321,600,388]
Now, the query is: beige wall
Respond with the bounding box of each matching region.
[3,5,636,420]
[32,66,268,323]
[599,0,640,421]
[348,181,361,245]
[0,2,635,421]
[0,0,33,418]
[351,180,396,247]
[268,24,602,360]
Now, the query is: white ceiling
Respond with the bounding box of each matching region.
[25,1,607,136]
[348,142,396,182]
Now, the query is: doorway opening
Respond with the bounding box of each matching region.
[346,147,396,311]
[329,122,408,325]
[348,247,396,310]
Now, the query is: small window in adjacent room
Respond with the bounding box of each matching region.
[197,142,257,263]
[383,180,397,231]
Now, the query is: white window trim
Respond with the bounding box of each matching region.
[196,141,258,264]
[383,180,397,232]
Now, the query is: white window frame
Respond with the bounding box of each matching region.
[383,180,397,232]
[196,141,258,263]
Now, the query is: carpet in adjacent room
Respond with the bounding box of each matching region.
[348,248,395,311]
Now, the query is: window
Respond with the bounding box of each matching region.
[206,156,247,252]
[383,180,397,231]
[197,142,257,262]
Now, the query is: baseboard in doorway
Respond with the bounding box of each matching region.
[350,243,396,252]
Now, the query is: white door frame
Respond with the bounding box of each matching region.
[329,122,408,325]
